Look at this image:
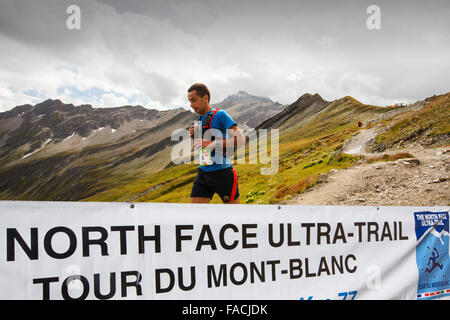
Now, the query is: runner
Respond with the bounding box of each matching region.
[187,83,246,204]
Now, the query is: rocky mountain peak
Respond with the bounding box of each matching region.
[211,91,286,128]
[256,92,329,130]
[33,99,75,115]
[233,90,250,98]
[0,103,33,119]
[35,99,64,107]
[294,93,325,105]
[219,90,273,108]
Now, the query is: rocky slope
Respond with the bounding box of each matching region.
[1,91,447,204]
[287,146,449,206]
[82,91,392,204]
[212,91,286,129]
[285,93,450,206]
[367,93,450,152]
[0,99,192,165]
[256,93,329,131]
[0,99,194,200]
[0,91,286,200]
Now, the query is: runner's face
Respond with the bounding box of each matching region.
[188,90,208,115]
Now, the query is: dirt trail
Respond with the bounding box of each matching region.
[284,127,450,206]
[342,127,378,156]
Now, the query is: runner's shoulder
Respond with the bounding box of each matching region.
[214,109,235,123]
[214,109,228,116]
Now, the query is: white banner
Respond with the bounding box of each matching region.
[0,201,448,300]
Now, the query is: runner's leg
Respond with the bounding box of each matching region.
[191,169,213,203]
[226,197,239,204]
[219,167,239,204]
[191,197,211,203]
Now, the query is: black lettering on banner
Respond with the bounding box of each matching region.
[250,261,265,283]
[354,222,365,242]
[33,277,59,300]
[207,264,227,288]
[331,255,344,274]
[138,225,161,253]
[317,223,331,244]
[394,221,398,240]
[93,273,116,300]
[345,254,357,273]
[301,223,314,245]
[7,228,38,261]
[287,255,356,280]
[287,224,301,246]
[380,222,393,241]
[178,266,196,291]
[176,225,193,252]
[155,268,175,293]
[305,258,316,278]
[219,224,239,250]
[196,225,217,251]
[333,223,347,244]
[268,223,284,247]
[317,256,331,276]
[289,259,303,279]
[230,263,247,285]
[399,221,408,240]
[61,275,90,300]
[242,224,258,249]
[82,226,109,257]
[367,222,379,242]
[44,227,77,259]
[121,271,142,297]
[154,267,195,293]
[266,260,280,281]
[111,226,135,255]
[207,262,268,288]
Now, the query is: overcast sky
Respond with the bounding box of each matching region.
[0,0,449,111]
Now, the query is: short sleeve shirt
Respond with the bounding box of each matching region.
[198,109,237,172]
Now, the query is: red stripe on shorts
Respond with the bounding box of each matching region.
[230,168,238,201]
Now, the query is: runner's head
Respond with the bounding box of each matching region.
[188,83,210,115]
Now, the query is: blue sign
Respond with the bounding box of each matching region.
[414,211,450,300]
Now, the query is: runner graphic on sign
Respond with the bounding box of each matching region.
[414,211,450,300]
[425,248,443,274]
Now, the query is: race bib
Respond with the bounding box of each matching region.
[199,148,213,166]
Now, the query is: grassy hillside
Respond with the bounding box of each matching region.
[368,93,450,152]
[82,98,389,204]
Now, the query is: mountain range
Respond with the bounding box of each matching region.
[0,91,286,200]
[0,90,448,203]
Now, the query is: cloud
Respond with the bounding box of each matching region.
[98,93,128,108]
[0,0,449,112]
[337,72,382,97]
[287,71,304,82]
[0,86,15,100]
[0,85,35,107]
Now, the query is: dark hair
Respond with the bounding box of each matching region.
[188,83,210,102]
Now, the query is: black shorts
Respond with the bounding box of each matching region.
[190,167,240,202]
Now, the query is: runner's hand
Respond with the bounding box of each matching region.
[193,139,215,150]
[189,125,195,138]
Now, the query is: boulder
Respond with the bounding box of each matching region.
[398,158,421,166]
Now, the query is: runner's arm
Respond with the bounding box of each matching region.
[193,125,245,150]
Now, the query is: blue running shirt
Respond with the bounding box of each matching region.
[198,109,237,172]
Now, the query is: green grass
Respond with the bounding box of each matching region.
[374,93,450,148]
[0,148,22,171]
[82,97,380,204]
[0,94,413,204]
[365,152,415,163]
